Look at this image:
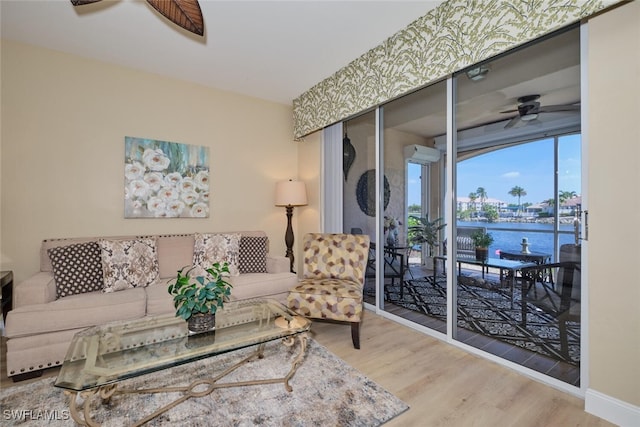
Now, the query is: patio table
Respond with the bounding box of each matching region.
[433,256,537,308]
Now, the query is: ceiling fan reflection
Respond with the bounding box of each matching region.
[501,94,580,129]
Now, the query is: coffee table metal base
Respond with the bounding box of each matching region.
[64,333,308,427]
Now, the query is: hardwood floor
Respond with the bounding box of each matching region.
[1,313,612,426]
[310,313,612,427]
[368,265,581,385]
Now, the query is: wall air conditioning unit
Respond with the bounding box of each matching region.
[404,144,441,164]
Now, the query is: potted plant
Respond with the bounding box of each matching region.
[471,229,494,262]
[408,215,446,267]
[167,262,233,333]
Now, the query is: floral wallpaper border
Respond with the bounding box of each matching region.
[292,0,621,140]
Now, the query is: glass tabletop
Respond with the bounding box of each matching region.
[54,299,310,392]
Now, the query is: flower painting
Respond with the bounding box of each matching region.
[124,137,209,218]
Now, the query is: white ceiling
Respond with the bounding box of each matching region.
[0,0,445,105]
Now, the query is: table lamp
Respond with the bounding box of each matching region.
[275,180,307,273]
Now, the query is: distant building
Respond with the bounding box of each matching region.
[457,197,506,213]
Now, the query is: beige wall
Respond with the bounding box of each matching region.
[296,130,322,275]
[587,0,640,407]
[0,41,297,284]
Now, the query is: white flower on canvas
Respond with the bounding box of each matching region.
[142,148,170,171]
[146,197,166,214]
[181,190,199,205]
[164,172,182,187]
[201,192,209,202]
[129,180,150,199]
[144,172,164,192]
[194,170,209,190]
[179,177,195,193]
[190,202,208,217]
[131,199,143,212]
[166,200,185,217]
[125,161,145,181]
[158,187,179,201]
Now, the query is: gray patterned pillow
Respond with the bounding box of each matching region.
[48,242,104,299]
[98,238,159,293]
[193,233,241,276]
[239,236,268,273]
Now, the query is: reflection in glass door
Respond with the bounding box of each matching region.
[342,112,376,306]
[378,81,448,333]
[453,27,582,385]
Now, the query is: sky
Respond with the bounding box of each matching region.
[408,134,581,206]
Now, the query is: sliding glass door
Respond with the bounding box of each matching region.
[338,25,582,387]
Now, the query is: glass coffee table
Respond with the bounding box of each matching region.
[54,299,310,426]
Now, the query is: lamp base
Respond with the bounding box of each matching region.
[284,206,295,273]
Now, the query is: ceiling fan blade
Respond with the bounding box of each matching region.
[537,104,581,113]
[504,116,520,129]
[500,108,519,114]
[146,0,204,36]
[70,0,102,5]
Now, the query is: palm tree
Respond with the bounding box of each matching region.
[508,186,527,217]
[468,192,477,216]
[476,187,487,212]
[559,190,577,205]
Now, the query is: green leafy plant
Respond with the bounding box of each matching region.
[167,262,233,321]
[471,229,494,248]
[408,215,446,254]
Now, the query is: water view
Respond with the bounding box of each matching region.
[458,220,576,261]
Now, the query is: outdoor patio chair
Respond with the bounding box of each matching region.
[287,233,370,349]
[365,242,410,296]
[520,244,581,360]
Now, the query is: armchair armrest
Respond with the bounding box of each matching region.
[13,272,56,309]
[266,255,291,274]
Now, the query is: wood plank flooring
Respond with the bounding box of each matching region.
[1,313,613,426]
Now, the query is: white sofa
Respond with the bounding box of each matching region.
[4,231,297,380]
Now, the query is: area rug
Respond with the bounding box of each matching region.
[368,277,579,365]
[0,338,408,426]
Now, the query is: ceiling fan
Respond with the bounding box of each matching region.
[501,94,580,129]
[70,0,204,37]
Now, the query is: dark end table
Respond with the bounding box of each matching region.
[1,271,13,321]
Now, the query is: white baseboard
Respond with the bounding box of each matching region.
[585,388,640,427]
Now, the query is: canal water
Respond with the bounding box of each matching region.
[457,220,577,260]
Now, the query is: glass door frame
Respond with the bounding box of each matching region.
[352,25,588,397]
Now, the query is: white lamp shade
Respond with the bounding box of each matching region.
[275,180,307,207]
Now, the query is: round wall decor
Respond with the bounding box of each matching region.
[356,169,390,217]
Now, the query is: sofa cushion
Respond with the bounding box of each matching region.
[157,234,195,278]
[228,272,298,302]
[99,237,159,292]
[41,237,98,273]
[145,281,176,316]
[4,288,146,338]
[47,241,104,299]
[193,233,241,276]
[239,236,268,273]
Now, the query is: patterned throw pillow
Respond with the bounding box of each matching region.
[193,233,241,277]
[98,238,159,293]
[48,242,104,299]
[239,236,268,273]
